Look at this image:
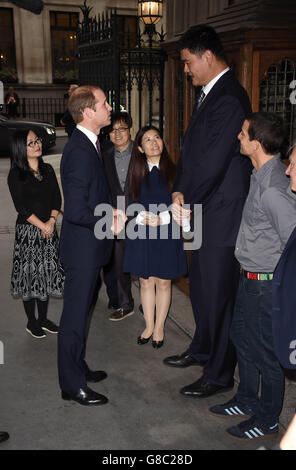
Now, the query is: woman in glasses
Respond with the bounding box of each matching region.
[7,129,64,338]
[124,126,187,348]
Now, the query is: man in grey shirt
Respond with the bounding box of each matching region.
[210,112,296,441]
[102,111,134,321]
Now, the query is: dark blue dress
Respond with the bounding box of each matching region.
[124,167,187,279]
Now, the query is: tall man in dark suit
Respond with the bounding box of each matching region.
[102,111,134,321]
[58,86,126,406]
[164,25,253,398]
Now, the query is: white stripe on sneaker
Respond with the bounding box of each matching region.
[269,424,278,430]
[234,406,245,415]
[245,431,253,439]
[254,427,264,436]
[229,407,238,415]
[225,409,233,415]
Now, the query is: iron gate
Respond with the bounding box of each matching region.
[77,2,167,134]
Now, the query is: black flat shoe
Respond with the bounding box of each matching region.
[152,339,164,349]
[137,335,152,345]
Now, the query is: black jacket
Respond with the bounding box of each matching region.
[102,140,132,210]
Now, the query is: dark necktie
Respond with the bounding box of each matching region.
[195,90,206,111]
[96,138,102,163]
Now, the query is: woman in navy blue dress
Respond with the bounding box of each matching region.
[124,126,187,348]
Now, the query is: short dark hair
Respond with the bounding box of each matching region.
[109,111,132,130]
[177,24,227,62]
[247,112,286,156]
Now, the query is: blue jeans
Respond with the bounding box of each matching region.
[230,275,285,426]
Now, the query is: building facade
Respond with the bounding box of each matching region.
[163,0,296,162]
[0,0,140,125]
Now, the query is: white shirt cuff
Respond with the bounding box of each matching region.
[136,211,171,226]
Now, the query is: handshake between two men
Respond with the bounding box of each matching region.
[111,191,191,236]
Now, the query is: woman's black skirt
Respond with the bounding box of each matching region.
[11,224,64,301]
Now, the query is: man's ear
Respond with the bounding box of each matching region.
[253,140,261,152]
[203,49,214,65]
[138,145,144,154]
[83,107,94,120]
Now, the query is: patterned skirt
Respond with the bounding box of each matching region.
[11,224,64,301]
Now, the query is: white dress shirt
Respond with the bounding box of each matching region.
[202,67,230,97]
[136,161,170,226]
[77,124,99,153]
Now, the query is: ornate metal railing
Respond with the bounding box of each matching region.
[77,2,167,134]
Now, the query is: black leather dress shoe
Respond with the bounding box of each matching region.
[180,376,233,398]
[61,387,108,406]
[163,351,205,368]
[86,370,107,383]
[0,431,9,443]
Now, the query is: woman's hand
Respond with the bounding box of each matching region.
[42,219,55,239]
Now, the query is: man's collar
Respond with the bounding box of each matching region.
[77,124,98,148]
[202,67,230,96]
[114,140,133,156]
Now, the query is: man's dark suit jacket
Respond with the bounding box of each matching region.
[174,70,252,246]
[102,140,131,209]
[59,128,113,269]
[272,226,296,370]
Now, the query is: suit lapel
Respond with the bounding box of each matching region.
[110,148,123,195]
[184,70,234,138]
[74,128,103,166]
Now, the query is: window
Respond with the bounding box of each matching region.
[260,59,296,149]
[116,15,137,49]
[0,8,17,82]
[50,11,79,83]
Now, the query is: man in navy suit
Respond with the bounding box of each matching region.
[272,143,296,370]
[164,25,252,397]
[58,86,126,406]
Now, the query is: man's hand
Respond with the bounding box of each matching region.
[171,192,191,227]
[111,208,127,235]
[144,212,160,227]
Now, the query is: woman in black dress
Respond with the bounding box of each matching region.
[124,126,187,348]
[8,129,64,338]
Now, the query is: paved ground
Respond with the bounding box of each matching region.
[0,144,295,451]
